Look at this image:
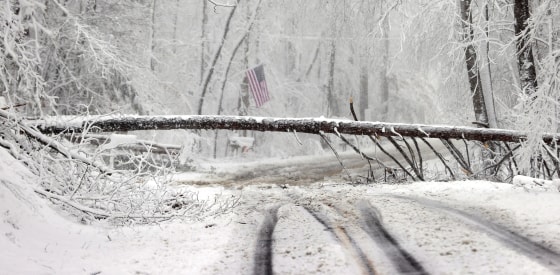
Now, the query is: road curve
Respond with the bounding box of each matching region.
[388,195,560,273]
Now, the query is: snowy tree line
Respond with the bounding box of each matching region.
[1,1,559,150]
[0,0,559,166]
[1,0,560,223]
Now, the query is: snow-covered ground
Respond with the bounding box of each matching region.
[2,148,560,274]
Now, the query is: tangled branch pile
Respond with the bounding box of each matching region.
[0,109,238,224]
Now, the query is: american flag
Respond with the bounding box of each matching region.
[246,64,270,108]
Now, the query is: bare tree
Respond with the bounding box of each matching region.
[459,0,489,127]
[1,0,146,116]
[480,0,498,128]
[197,3,238,115]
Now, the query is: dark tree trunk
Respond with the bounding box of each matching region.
[460,0,489,127]
[514,0,538,95]
[33,115,560,144]
[481,1,498,128]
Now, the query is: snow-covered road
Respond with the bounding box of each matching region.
[174,139,448,186]
[211,181,560,274]
[2,145,560,274]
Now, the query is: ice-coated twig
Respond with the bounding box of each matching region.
[386,136,424,181]
[0,109,113,174]
[417,127,429,137]
[319,132,352,181]
[348,99,417,181]
[292,129,303,145]
[390,127,403,139]
[420,137,456,180]
[207,0,237,8]
[334,127,341,137]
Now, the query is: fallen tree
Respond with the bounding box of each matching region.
[0,110,239,224]
[32,115,560,144]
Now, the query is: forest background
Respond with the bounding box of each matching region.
[1,0,559,161]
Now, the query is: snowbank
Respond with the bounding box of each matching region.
[0,148,107,273]
[513,175,560,192]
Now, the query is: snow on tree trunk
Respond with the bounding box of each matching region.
[480,1,498,128]
[33,115,560,144]
[379,10,390,121]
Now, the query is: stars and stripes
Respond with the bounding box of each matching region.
[246,64,270,108]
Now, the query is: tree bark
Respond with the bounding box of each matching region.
[460,0,489,126]
[33,115,560,144]
[481,1,498,128]
[514,0,538,95]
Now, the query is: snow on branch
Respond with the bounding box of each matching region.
[32,115,560,144]
[207,0,237,8]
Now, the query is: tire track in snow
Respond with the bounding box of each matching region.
[390,195,560,273]
[356,200,429,275]
[302,205,379,275]
[253,205,281,275]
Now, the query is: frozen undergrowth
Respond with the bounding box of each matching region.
[0,112,239,225]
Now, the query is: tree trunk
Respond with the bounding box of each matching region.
[359,64,369,121]
[460,0,489,127]
[514,0,538,95]
[172,0,179,54]
[379,11,390,121]
[197,4,238,115]
[149,0,157,71]
[327,41,338,116]
[285,18,297,76]
[200,0,208,84]
[214,0,263,158]
[302,43,320,81]
[480,1,498,128]
[34,115,560,144]
[238,0,251,117]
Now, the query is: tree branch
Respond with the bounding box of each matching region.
[207,0,236,8]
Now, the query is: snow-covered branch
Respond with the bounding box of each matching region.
[207,0,236,8]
